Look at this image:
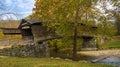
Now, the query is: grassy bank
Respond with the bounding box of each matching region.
[103,41,120,49]
[0,56,115,67]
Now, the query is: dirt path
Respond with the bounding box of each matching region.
[78,49,120,57]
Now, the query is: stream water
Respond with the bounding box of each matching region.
[91,56,120,66]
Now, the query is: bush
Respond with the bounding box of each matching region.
[50,47,73,59]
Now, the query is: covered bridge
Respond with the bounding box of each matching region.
[18,19,59,45]
[2,28,21,35]
[79,23,98,50]
[0,19,98,50]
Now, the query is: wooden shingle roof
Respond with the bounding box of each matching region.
[18,19,42,29]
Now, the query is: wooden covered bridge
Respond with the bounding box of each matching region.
[1,19,98,50]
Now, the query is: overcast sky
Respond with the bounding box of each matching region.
[0,0,35,19]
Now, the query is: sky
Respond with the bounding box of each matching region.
[0,0,35,19]
[0,0,118,20]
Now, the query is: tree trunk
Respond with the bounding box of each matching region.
[73,27,77,60]
[73,5,79,60]
[116,21,120,35]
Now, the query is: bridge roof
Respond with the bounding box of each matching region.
[18,19,42,29]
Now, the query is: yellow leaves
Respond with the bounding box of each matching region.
[33,0,100,27]
[54,0,60,3]
[70,0,74,3]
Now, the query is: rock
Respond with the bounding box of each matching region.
[64,58,71,61]
[50,57,54,59]
[79,60,89,63]
[55,57,61,59]
[91,57,107,63]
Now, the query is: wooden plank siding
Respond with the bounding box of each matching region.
[2,28,21,34]
[31,25,49,42]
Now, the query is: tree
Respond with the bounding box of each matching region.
[114,12,120,35]
[112,1,120,35]
[32,0,102,59]
[94,0,119,36]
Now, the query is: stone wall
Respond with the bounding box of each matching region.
[0,43,50,57]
